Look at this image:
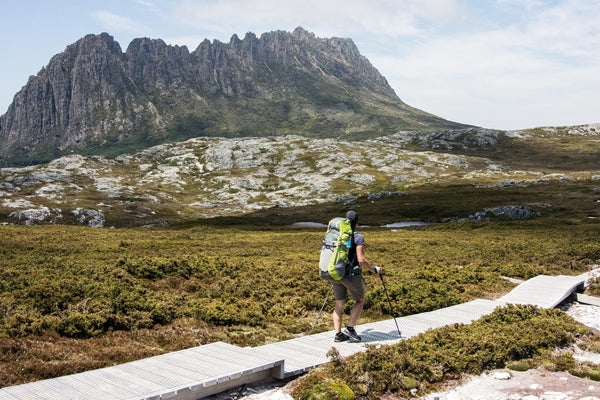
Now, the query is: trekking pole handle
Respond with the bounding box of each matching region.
[373,266,382,275]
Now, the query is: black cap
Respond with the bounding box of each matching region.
[346,210,359,225]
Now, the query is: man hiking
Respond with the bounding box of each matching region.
[329,210,382,342]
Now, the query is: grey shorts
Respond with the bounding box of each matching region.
[330,274,364,301]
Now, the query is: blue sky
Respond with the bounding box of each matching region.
[1,0,598,130]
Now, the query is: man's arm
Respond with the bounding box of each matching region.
[356,245,381,274]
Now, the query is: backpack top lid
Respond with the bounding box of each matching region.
[321,217,354,249]
[322,217,345,247]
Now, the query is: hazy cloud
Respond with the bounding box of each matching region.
[134,0,163,15]
[91,10,147,34]
[365,0,600,129]
[171,0,466,39]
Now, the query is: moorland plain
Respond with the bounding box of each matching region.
[1,185,599,388]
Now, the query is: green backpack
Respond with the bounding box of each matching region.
[319,217,354,280]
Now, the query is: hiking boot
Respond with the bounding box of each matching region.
[344,326,362,342]
[334,332,350,342]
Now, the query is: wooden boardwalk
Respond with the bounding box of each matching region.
[498,274,586,308]
[0,272,592,400]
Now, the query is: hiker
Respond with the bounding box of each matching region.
[330,210,382,342]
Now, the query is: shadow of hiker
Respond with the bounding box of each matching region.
[358,328,404,343]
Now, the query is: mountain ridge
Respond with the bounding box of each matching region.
[0,27,468,167]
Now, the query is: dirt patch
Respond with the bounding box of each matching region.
[425,369,599,399]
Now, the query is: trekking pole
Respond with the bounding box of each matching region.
[379,274,402,338]
[311,284,333,332]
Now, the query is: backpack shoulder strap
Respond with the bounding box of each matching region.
[348,229,358,266]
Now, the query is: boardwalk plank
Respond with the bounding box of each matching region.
[184,350,273,378]
[187,342,280,372]
[116,361,192,390]
[56,373,138,400]
[499,275,585,308]
[1,385,51,400]
[0,392,20,400]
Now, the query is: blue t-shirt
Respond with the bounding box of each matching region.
[353,231,365,247]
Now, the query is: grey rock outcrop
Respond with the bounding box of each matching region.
[8,207,53,225]
[468,205,546,222]
[72,208,105,228]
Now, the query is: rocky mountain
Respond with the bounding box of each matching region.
[0,27,468,167]
[1,124,598,228]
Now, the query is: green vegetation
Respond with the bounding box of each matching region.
[409,129,600,172]
[0,210,598,387]
[291,305,600,399]
[195,178,600,229]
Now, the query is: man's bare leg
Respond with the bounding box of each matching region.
[333,300,345,333]
[348,297,365,328]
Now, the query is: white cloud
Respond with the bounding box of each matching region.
[366,0,600,129]
[135,0,162,15]
[170,0,466,40]
[91,10,147,34]
[527,0,600,62]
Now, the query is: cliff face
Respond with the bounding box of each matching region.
[0,33,138,161]
[0,27,467,167]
